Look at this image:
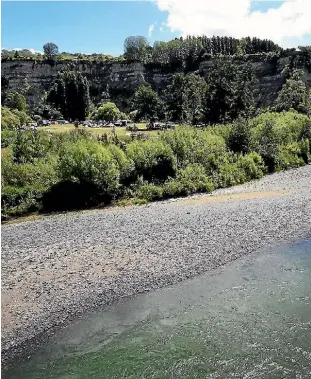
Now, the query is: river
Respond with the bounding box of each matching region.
[3,238,311,379]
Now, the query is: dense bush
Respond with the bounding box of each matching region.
[250,110,310,145]
[1,152,58,218]
[161,127,226,169]
[127,139,177,182]
[251,119,279,172]
[107,144,134,182]
[1,130,16,148]
[2,156,57,189]
[2,185,44,218]
[1,111,310,219]
[213,152,265,188]
[277,141,309,170]
[299,120,311,152]
[137,164,214,200]
[58,140,121,197]
[136,183,164,201]
[50,129,95,152]
[1,106,31,130]
[237,152,266,180]
[228,118,252,154]
[172,164,214,195]
[298,139,311,163]
[13,130,53,163]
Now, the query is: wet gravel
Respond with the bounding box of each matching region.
[2,165,311,365]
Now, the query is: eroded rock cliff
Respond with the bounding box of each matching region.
[2,51,311,112]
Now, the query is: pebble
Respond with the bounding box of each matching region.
[1,166,311,366]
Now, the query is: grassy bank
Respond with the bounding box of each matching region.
[1,110,311,220]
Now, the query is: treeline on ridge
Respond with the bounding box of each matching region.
[2,34,305,67]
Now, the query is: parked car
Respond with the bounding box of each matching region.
[38,120,49,126]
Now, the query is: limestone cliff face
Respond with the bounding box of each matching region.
[2,52,311,113]
[200,53,311,107]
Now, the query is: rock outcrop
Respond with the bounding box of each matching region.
[2,51,311,112]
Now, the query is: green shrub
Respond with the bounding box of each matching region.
[11,109,31,127]
[162,180,184,198]
[41,140,122,212]
[298,139,310,163]
[136,183,163,201]
[1,107,21,130]
[161,127,226,169]
[236,152,266,180]
[228,118,252,154]
[13,130,52,163]
[1,153,58,219]
[251,110,310,145]
[209,124,232,142]
[299,120,311,152]
[127,139,177,182]
[107,144,134,181]
[163,164,214,198]
[1,130,16,148]
[251,119,279,172]
[213,152,265,188]
[2,157,57,189]
[214,161,247,188]
[1,185,44,219]
[277,142,306,170]
[58,140,120,195]
[50,129,95,153]
[177,164,214,194]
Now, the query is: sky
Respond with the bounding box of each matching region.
[2,1,311,55]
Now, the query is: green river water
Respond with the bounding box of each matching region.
[3,238,311,379]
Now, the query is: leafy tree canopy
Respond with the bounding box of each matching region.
[274,70,311,115]
[204,58,255,124]
[124,36,150,62]
[34,104,63,120]
[43,42,59,60]
[132,84,162,121]
[5,91,28,112]
[1,106,31,130]
[165,73,207,124]
[47,71,90,120]
[93,102,121,121]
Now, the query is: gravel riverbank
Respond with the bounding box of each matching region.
[2,166,311,365]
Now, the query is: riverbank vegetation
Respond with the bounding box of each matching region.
[2,34,311,220]
[2,110,310,220]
